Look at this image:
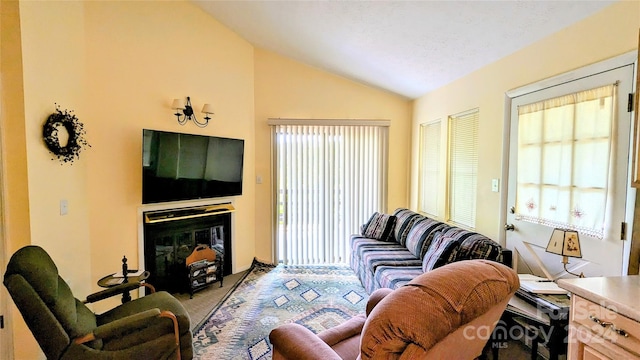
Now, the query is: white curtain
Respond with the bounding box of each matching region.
[515,84,617,239]
[271,121,389,265]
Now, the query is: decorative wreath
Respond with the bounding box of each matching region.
[42,104,90,164]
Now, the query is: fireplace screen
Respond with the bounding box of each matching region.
[143,205,232,293]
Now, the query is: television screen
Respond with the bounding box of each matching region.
[142,129,244,204]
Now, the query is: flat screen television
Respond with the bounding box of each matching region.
[142,129,244,204]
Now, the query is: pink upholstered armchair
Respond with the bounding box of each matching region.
[269,259,519,360]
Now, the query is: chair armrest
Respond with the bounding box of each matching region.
[366,288,393,316]
[74,309,163,344]
[269,323,342,360]
[84,281,155,304]
[317,314,365,346]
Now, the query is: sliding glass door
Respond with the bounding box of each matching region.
[271,121,389,265]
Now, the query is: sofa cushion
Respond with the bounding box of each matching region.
[362,250,423,271]
[360,212,397,242]
[350,236,417,293]
[422,233,461,272]
[360,252,423,294]
[351,237,406,263]
[374,265,423,290]
[432,227,500,262]
[405,218,450,259]
[455,236,502,262]
[350,236,401,275]
[392,208,424,246]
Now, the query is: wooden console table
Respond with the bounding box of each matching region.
[559,276,640,359]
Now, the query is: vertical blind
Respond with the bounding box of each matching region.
[448,109,479,228]
[419,121,441,217]
[271,121,389,265]
[515,84,616,239]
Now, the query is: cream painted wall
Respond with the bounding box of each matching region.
[19,0,92,295]
[5,0,636,357]
[1,0,30,258]
[0,1,31,358]
[253,49,412,262]
[82,1,255,312]
[3,0,256,356]
[411,1,640,243]
[10,1,90,358]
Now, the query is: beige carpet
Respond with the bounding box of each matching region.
[174,270,248,330]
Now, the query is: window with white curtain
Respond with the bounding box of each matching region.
[448,109,479,228]
[515,84,616,239]
[418,121,441,217]
[269,120,389,265]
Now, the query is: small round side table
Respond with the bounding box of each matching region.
[97,270,150,303]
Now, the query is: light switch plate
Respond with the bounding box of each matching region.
[60,199,68,215]
[491,179,500,192]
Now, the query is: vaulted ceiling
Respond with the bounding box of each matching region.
[194,1,617,99]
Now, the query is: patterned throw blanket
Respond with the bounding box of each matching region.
[192,261,369,360]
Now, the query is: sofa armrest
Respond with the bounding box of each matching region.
[500,249,513,268]
[269,323,342,360]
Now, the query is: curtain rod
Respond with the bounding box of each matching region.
[267,118,391,127]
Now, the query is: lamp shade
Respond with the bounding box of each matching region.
[201,104,215,114]
[546,228,582,258]
[171,98,184,110]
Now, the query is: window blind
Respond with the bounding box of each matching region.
[272,123,388,265]
[448,109,479,228]
[419,121,441,216]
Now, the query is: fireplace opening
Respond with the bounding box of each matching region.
[143,203,233,294]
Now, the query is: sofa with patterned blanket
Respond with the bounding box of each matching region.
[351,208,511,293]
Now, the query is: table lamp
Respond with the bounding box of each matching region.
[545,228,585,278]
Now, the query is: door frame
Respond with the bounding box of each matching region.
[0,187,10,360]
[0,114,12,360]
[499,50,638,275]
[0,0,12,353]
[0,56,14,359]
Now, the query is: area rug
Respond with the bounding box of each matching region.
[192,260,369,360]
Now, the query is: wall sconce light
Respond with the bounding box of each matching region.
[545,228,585,278]
[171,96,214,128]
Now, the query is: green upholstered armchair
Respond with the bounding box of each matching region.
[3,245,193,360]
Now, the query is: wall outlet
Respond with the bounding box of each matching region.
[256,175,263,184]
[60,199,68,215]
